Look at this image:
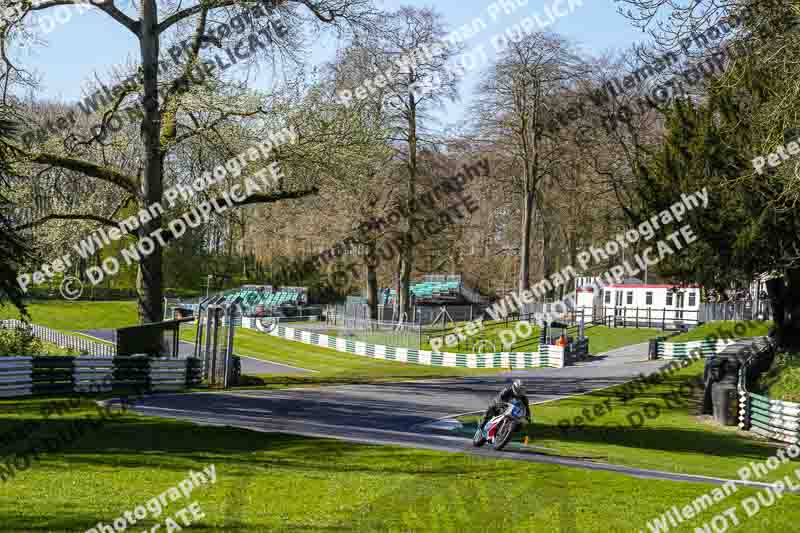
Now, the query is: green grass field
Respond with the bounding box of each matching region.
[1,397,798,532]
[0,300,139,331]
[182,325,506,387]
[462,360,796,481]
[758,351,800,402]
[422,321,660,355]
[670,320,772,342]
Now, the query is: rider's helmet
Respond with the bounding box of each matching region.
[511,379,525,396]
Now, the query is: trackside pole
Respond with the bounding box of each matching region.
[224,306,236,388]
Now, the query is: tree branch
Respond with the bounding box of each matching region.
[3,141,141,196]
[14,213,121,232]
[93,0,141,36]
[156,0,236,34]
[29,0,141,35]
[221,187,319,208]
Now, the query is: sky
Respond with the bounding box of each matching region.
[17,0,648,129]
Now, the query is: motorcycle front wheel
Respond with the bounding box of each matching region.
[472,426,486,447]
[492,419,516,450]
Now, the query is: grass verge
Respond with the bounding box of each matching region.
[462,360,798,481]
[0,300,139,331]
[671,320,772,342]
[181,326,506,388]
[758,351,800,402]
[1,397,799,532]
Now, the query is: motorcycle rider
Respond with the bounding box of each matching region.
[479,379,531,430]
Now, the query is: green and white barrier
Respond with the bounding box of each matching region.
[657,338,739,359]
[739,391,800,445]
[252,321,562,369]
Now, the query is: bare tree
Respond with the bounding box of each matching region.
[472,32,582,293]
[0,0,378,323]
[338,6,462,319]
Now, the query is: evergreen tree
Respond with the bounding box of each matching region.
[630,78,800,348]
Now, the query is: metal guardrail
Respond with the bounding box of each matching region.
[738,339,799,445]
[0,356,202,398]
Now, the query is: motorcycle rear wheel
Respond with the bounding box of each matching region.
[493,419,516,451]
[472,426,486,447]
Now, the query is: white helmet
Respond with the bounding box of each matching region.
[512,379,525,396]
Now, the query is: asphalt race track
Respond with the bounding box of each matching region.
[112,342,781,489]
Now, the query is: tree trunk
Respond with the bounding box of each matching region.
[519,190,534,293]
[136,0,164,324]
[366,251,378,321]
[767,269,800,349]
[398,88,418,320]
[542,212,554,299]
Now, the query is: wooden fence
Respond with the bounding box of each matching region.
[0,356,205,398]
[1,319,116,357]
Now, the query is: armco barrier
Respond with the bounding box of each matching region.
[657,337,740,359]
[738,341,800,445]
[0,357,32,398]
[739,392,800,445]
[0,356,198,398]
[33,356,75,395]
[250,322,563,369]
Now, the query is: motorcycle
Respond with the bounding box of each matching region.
[473,399,528,451]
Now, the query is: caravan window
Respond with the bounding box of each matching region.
[645,291,653,305]
[626,291,633,305]
[666,292,673,306]
[689,292,696,306]
[604,290,610,304]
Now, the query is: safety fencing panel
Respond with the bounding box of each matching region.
[0,357,32,398]
[73,357,115,393]
[150,359,189,392]
[656,338,740,359]
[739,392,800,445]
[249,321,564,369]
[736,338,797,445]
[0,356,199,398]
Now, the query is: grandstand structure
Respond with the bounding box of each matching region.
[167,285,311,320]
[207,285,308,316]
[332,274,488,325]
[382,274,487,307]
